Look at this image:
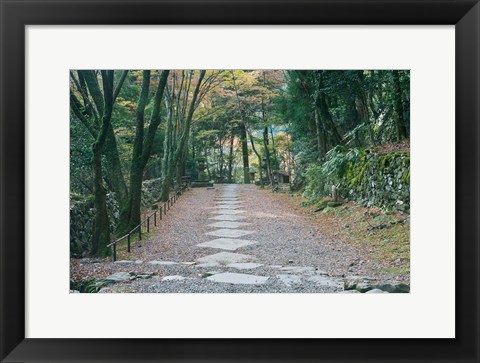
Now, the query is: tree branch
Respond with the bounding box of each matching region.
[113,70,129,103]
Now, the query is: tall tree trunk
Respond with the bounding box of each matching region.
[346,89,358,130]
[192,140,196,160]
[345,91,362,146]
[263,126,273,184]
[174,71,206,163]
[260,79,274,184]
[104,125,128,203]
[355,71,376,145]
[303,71,342,149]
[314,107,325,159]
[239,122,250,184]
[74,71,129,204]
[161,70,205,199]
[176,145,188,187]
[91,71,114,256]
[160,81,175,202]
[270,125,278,166]
[117,70,169,234]
[248,129,263,188]
[92,144,110,256]
[218,135,225,183]
[231,71,250,184]
[204,145,211,180]
[316,92,343,146]
[392,70,407,140]
[227,132,234,183]
[118,71,151,233]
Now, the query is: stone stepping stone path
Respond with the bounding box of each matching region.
[209,215,246,221]
[92,185,408,294]
[105,272,133,282]
[197,238,257,251]
[212,205,242,209]
[307,275,344,288]
[207,221,250,229]
[227,262,263,270]
[101,185,359,293]
[206,228,254,238]
[194,185,270,285]
[206,272,268,285]
[197,251,254,265]
[114,260,143,264]
[211,209,245,215]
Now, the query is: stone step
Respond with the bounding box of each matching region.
[207,221,250,229]
[206,228,254,238]
[197,237,257,251]
[206,272,269,285]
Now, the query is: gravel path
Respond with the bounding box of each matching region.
[72,184,398,293]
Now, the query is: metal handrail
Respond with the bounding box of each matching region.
[109,184,188,261]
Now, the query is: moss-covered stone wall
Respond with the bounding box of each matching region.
[70,177,163,257]
[345,151,409,212]
[303,148,410,213]
[70,193,119,258]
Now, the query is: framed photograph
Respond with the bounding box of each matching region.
[1,0,478,362]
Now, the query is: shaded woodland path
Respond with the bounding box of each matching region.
[71,185,402,293]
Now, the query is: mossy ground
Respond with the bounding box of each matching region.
[300,195,410,278]
[114,231,154,260]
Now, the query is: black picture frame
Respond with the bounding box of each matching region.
[1,1,478,362]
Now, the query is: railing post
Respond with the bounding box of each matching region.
[154,211,157,226]
[113,243,117,262]
[160,206,163,220]
[164,202,167,214]
[147,217,150,233]
[127,234,131,253]
[139,224,142,240]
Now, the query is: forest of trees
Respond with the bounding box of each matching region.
[70,70,410,257]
